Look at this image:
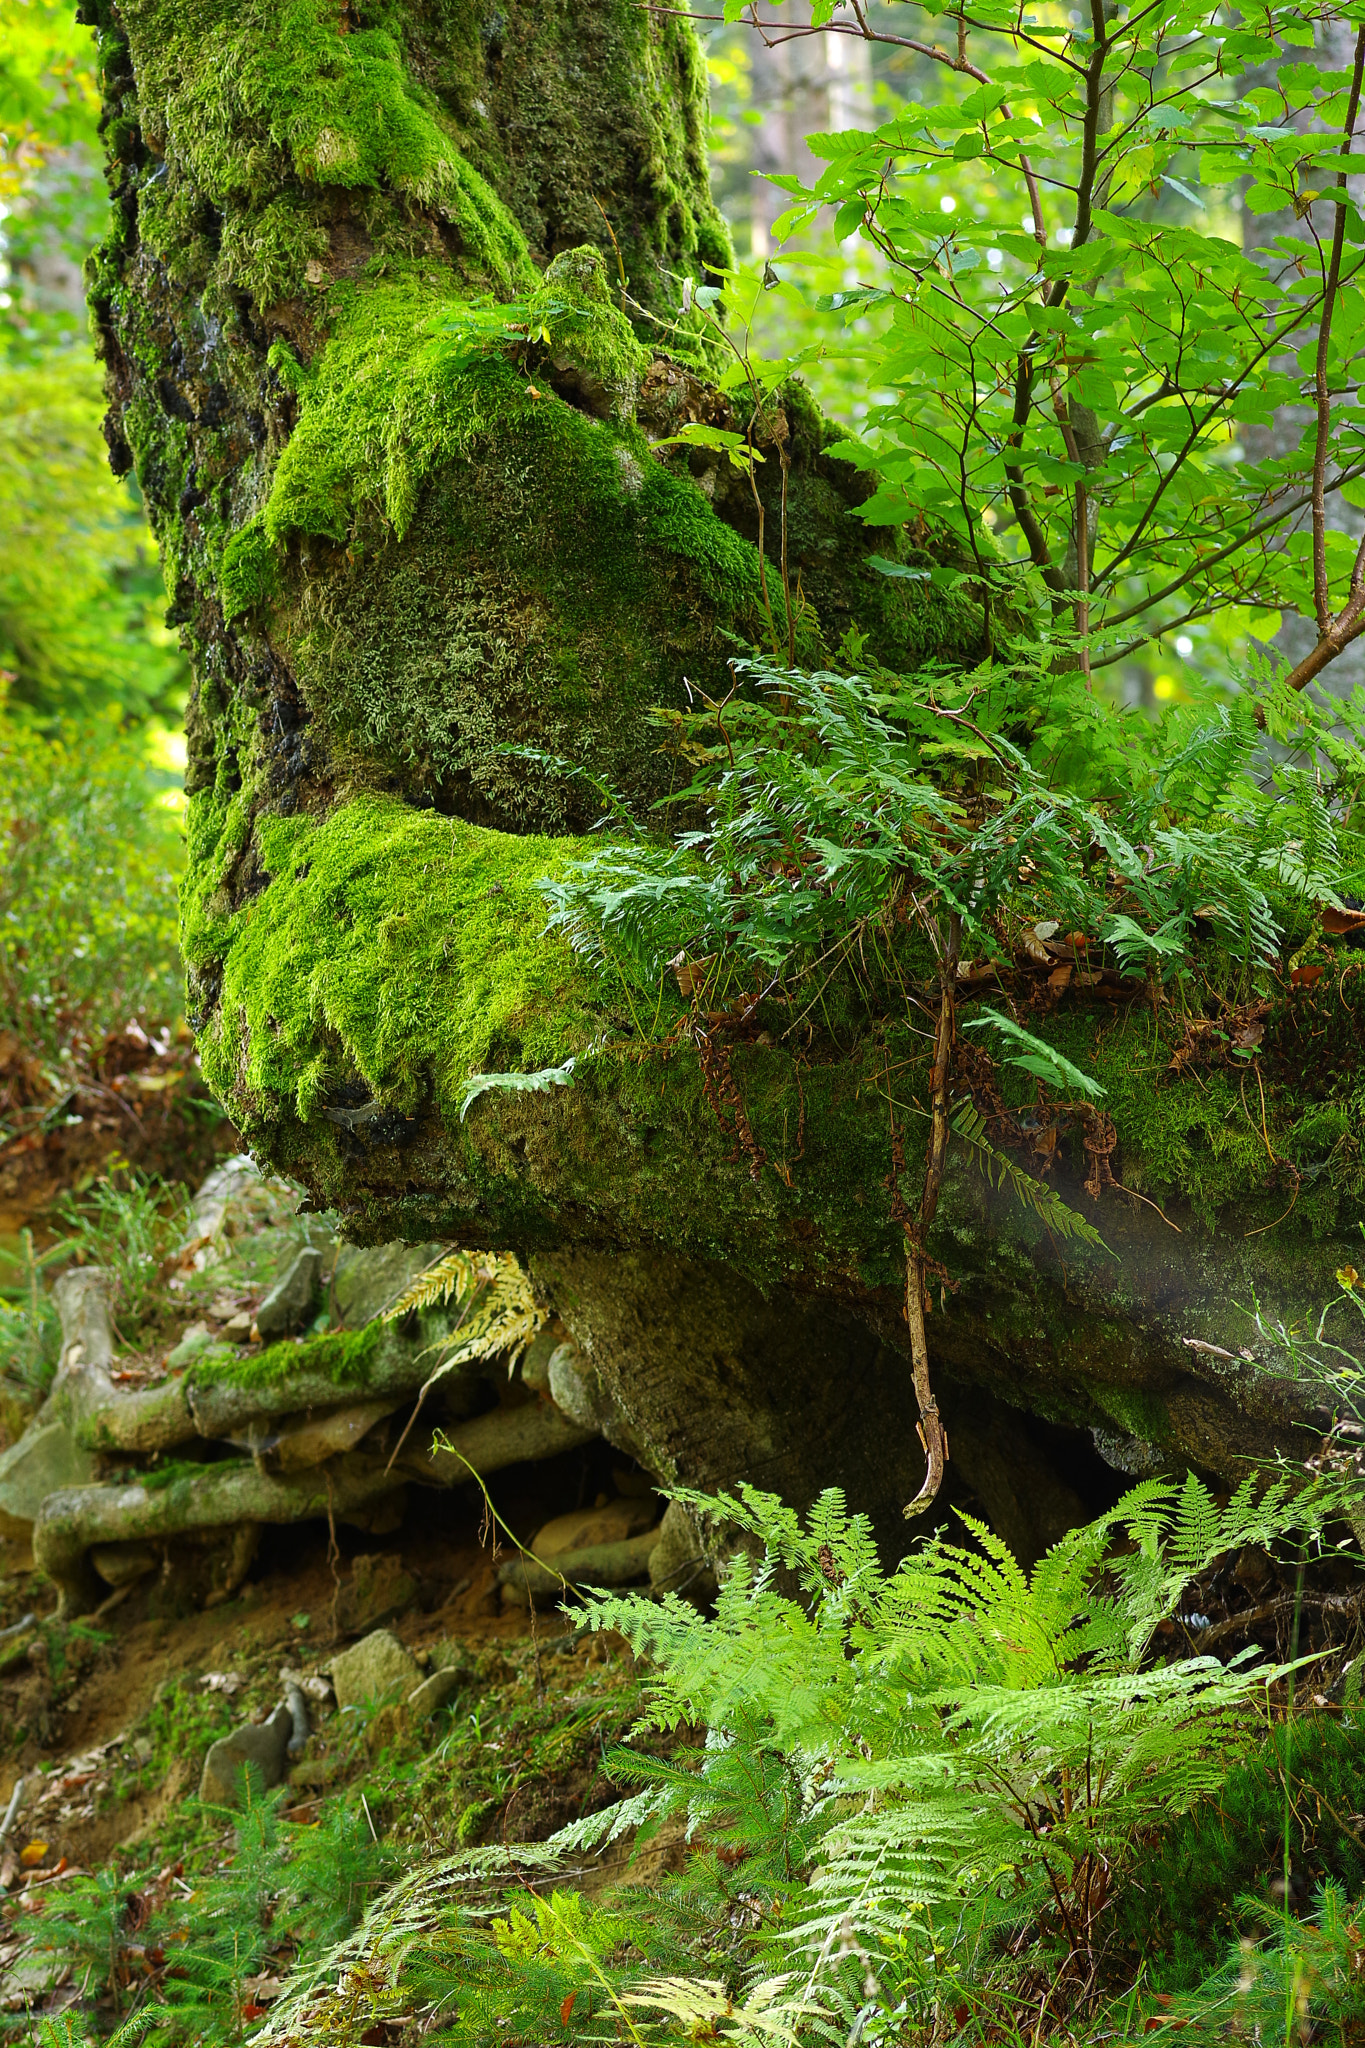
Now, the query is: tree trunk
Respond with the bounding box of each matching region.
[81,0,1363,1551]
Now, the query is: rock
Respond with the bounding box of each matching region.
[0,1416,97,1540]
[263,1399,398,1473]
[254,1247,324,1340]
[520,1325,566,1396]
[89,1540,159,1588]
[406,1666,462,1719]
[222,1312,253,1341]
[167,1321,213,1370]
[181,1156,297,1269]
[330,1628,421,1712]
[535,1496,657,1558]
[331,1242,447,1330]
[648,1500,715,1599]
[53,1269,116,1373]
[333,1552,418,1636]
[199,1703,293,1808]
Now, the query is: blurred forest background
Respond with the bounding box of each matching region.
[0,0,1301,1171]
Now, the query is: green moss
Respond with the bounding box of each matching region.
[190,1323,384,1390]
[221,515,280,622]
[142,1458,222,1492]
[125,0,531,290]
[181,791,609,1132]
[259,254,651,551]
[418,0,732,321]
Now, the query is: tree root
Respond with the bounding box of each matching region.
[33,1454,405,1617]
[405,1399,597,1485]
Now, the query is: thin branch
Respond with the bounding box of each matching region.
[1309,21,1365,635]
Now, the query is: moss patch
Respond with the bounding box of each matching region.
[181,789,609,1132]
[190,1323,384,1390]
[124,0,532,297]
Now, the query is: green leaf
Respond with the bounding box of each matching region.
[951,1103,1110,1250]
[962,1008,1107,1100]
[458,1061,577,1121]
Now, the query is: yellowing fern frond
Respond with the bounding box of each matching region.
[384,1245,546,1373]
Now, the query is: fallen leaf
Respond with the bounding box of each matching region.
[1291,963,1325,987]
[1047,962,1073,993]
[561,1992,578,2026]
[19,1842,47,1867]
[1321,905,1365,936]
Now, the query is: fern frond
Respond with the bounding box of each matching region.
[951,1103,1109,1251]
[382,1247,482,1320]
[383,1247,546,1373]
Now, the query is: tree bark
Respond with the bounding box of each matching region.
[79,0,1364,1552]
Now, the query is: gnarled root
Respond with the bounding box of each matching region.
[34,1453,403,1617]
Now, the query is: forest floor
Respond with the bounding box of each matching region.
[0,1073,681,2033]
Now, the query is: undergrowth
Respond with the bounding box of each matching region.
[0,715,182,1068]
[236,1469,1365,2048]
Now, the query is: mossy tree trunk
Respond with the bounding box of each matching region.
[82,0,1364,1553]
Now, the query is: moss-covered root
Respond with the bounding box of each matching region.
[408,1399,596,1486]
[33,1455,402,1617]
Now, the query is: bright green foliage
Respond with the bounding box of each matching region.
[241,1473,1346,2047]
[1159,1882,1365,2042]
[28,1783,397,2044]
[0,714,182,1064]
[759,0,1365,683]
[182,789,605,1129]
[0,0,105,358]
[0,356,183,722]
[0,1232,62,1401]
[557,1477,1331,2000]
[546,654,1350,997]
[251,252,646,560]
[189,1320,383,1390]
[1114,1712,1365,1990]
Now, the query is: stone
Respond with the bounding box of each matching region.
[167,1321,212,1370]
[0,1417,97,1539]
[648,1500,715,1600]
[200,1703,294,1808]
[330,1629,421,1712]
[181,1156,296,1269]
[89,1541,158,1588]
[406,1666,462,1718]
[254,1247,324,1340]
[264,1399,396,1473]
[535,1496,657,1558]
[333,1553,418,1636]
[331,1241,447,1330]
[520,1324,566,1396]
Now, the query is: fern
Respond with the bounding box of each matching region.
[950,1102,1109,1249]
[382,1247,545,1375]
[554,1474,1340,2010]
[243,1472,1347,2045]
[960,1010,1107,1101]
